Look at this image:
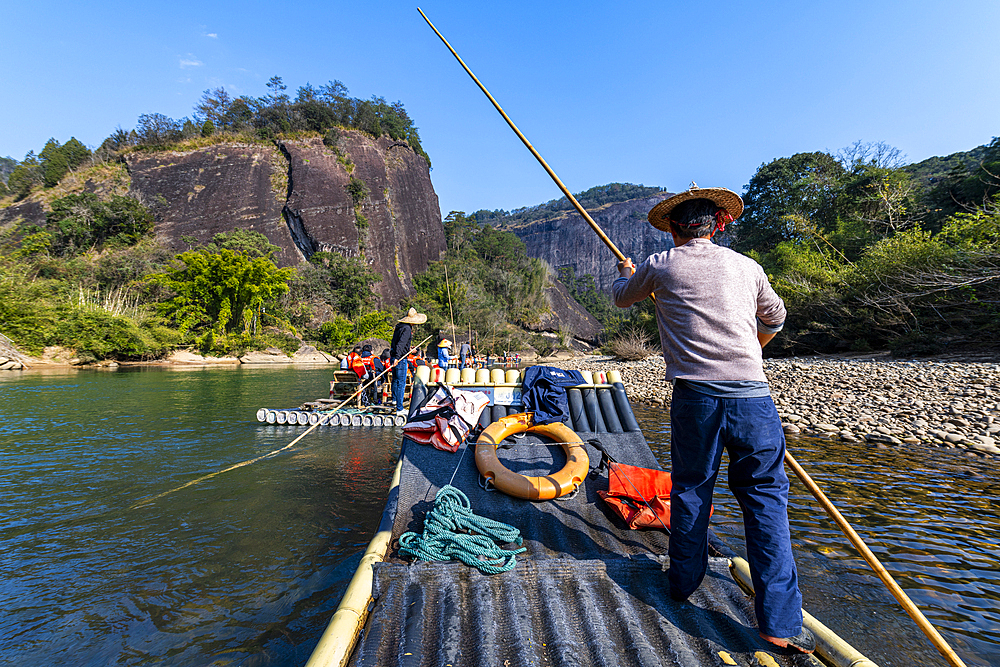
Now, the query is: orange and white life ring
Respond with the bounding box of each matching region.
[475,412,589,500]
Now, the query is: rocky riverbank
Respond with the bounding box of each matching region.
[574,354,1000,458]
[0,344,344,369]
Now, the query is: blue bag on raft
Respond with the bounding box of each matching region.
[521,366,586,425]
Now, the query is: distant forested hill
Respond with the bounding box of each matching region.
[469,183,667,227]
[904,144,990,188]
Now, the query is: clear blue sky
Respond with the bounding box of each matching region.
[3,1,998,217]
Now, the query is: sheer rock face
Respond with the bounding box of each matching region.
[526,280,603,343]
[0,200,45,232]
[124,132,445,303]
[501,194,675,290]
[126,143,302,265]
[281,135,446,302]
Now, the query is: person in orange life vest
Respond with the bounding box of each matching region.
[357,345,382,404]
[345,346,362,375]
[349,347,367,379]
[408,348,427,370]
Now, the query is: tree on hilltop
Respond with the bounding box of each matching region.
[732,151,845,255]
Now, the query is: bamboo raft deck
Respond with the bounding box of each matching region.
[304,369,877,667]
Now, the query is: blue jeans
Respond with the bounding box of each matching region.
[668,382,802,638]
[391,360,409,411]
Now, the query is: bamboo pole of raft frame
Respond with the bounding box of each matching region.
[304,457,404,667]
[418,9,968,667]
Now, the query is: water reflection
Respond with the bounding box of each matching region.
[0,367,399,666]
[1,369,997,666]
[633,404,1000,667]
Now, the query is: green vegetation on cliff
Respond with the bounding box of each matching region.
[113,76,429,163]
[1,76,429,205]
[728,141,1000,356]
[3,138,91,200]
[406,211,553,354]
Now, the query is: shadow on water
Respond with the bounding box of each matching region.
[633,403,1000,667]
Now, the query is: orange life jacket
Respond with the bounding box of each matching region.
[360,354,377,373]
[348,353,365,378]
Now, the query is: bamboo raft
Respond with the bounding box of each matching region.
[255,367,526,429]
[304,367,879,667]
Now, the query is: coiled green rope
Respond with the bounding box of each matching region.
[398,485,527,574]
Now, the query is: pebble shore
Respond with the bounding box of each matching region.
[574,354,1000,458]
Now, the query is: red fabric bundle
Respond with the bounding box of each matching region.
[598,462,713,530]
[598,462,674,530]
[404,427,436,445]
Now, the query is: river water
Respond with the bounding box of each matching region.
[0,366,997,666]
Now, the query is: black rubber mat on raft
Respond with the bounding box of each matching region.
[388,429,669,560]
[354,557,815,667]
[357,412,815,666]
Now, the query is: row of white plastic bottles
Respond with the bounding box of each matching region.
[414,365,624,386]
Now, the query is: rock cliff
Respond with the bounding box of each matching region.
[527,279,603,343]
[122,132,446,303]
[279,136,445,301]
[500,193,674,289]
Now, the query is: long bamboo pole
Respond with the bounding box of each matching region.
[444,263,456,344]
[784,452,967,667]
[418,9,968,667]
[418,8,625,263]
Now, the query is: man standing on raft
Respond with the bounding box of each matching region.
[611,185,814,654]
[390,308,427,415]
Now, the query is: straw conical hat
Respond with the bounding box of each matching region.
[438,339,452,347]
[647,184,744,231]
[398,307,427,325]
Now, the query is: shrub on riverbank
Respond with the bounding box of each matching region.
[755,196,1000,356]
[0,220,400,361]
[608,327,657,361]
[408,211,552,355]
[0,261,178,359]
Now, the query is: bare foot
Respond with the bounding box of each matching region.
[759,629,816,654]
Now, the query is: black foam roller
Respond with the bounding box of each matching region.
[491,404,506,423]
[407,380,427,421]
[567,388,590,432]
[612,382,641,432]
[582,387,607,433]
[506,405,520,416]
[478,405,492,430]
[597,387,623,433]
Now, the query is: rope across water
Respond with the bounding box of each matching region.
[398,485,526,574]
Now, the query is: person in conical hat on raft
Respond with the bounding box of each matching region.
[390,308,427,415]
[611,184,814,655]
[437,339,452,369]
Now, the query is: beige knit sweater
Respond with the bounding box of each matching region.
[612,238,786,382]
